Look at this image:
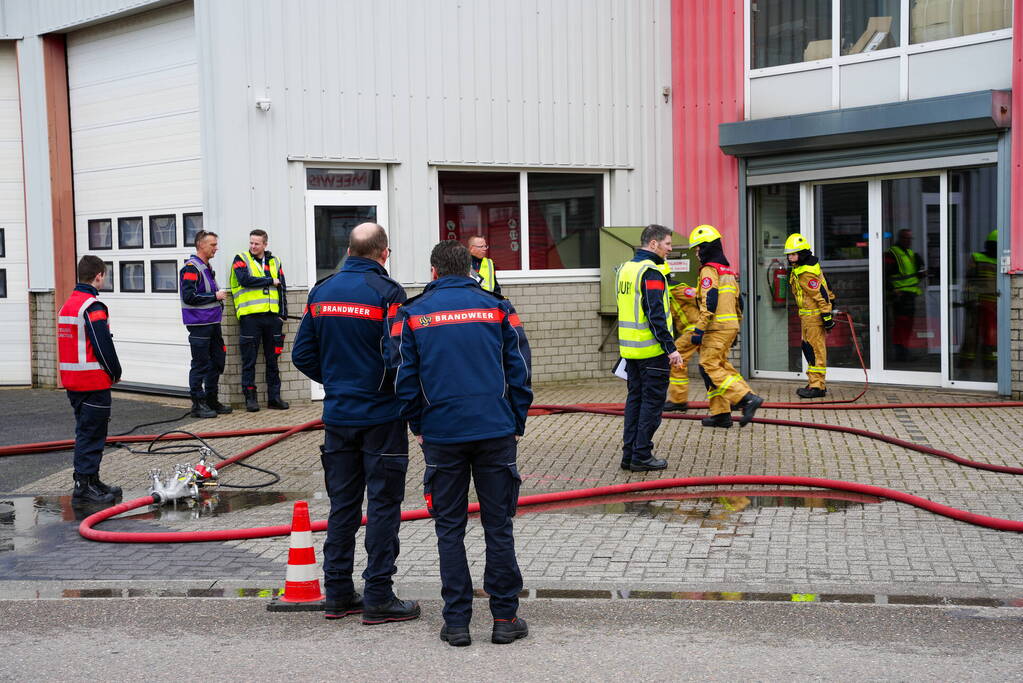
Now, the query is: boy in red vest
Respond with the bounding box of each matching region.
[57,255,123,505]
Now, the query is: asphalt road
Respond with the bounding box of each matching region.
[0,388,191,491]
[1,598,1020,680]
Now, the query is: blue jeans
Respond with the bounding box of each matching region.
[622,355,670,464]
[422,435,522,627]
[66,389,111,475]
[320,420,408,605]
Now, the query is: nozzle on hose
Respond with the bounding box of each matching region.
[149,465,200,505]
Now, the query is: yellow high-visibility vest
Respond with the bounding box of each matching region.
[229,251,281,318]
[474,257,497,292]
[616,259,672,359]
[888,246,922,295]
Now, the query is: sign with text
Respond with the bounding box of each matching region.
[306,168,381,191]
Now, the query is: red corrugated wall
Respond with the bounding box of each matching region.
[1012,0,1023,272]
[671,0,744,267]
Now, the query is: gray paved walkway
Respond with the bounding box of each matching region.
[2,379,1023,601]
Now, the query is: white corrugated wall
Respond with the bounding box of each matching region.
[195,0,674,287]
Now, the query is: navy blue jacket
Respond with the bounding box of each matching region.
[394,275,532,443]
[632,248,676,355]
[292,257,406,427]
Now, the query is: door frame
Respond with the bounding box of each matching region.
[303,165,390,400]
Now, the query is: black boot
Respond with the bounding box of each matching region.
[737,392,764,427]
[93,473,122,498]
[190,397,217,419]
[492,617,528,644]
[72,472,115,505]
[244,388,260,413]
[629,455,668,472]
[361,597,421,625]
[796,386,827,399]
[206,391,233,414]
[324,592,363,620]
[662,401,689,413]
[267,396,290,410]
[701,413,733,429]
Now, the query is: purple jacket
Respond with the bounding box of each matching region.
[180,255,223,325]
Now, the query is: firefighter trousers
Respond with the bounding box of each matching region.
[800,318,827,390]
[698,328,752,416]
[667,336,699,404]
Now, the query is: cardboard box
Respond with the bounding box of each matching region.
[803,39,832,61]
[848,16,894,54]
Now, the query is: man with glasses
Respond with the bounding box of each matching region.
[179,230,230,418]
[467,236,501,294]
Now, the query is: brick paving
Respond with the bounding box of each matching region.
[3,379,1023,599]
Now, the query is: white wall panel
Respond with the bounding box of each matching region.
[840,58,901,109]
[0,41,29,384]
[68,1,200,390]
[749,68,833,119]
[908,39,1012,100]
[196,0,674,287]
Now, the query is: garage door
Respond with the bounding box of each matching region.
[0,42,29,385]
[68,2,201,392]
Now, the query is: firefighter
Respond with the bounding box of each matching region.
[395,240,532,646]
[179,230,230,418]
[884,228,926,363]
[688,224,763,428]
[962,230,998,370]
[230,229,289,412]
[292,222,419,625]
[467,235,500,294]
[662,264,701,413]
[615,225,683,471]
[58,256,123,505]
[785,233,835,398]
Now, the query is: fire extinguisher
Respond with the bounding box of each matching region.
[768,259,789,308]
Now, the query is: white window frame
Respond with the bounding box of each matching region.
[433,166,608,283]
[745,0,1013,113]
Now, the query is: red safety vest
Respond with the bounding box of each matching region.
[58,289,113,391]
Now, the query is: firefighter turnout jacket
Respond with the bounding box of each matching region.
[292,256,406,427]
[229,251,288,319]
[394,275,532,443]
[789,262,834,320]
[695,262,741,332]
[58,284,122,391]
[616,249,675,359]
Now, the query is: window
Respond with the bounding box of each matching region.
[88,219,113,250]
[120,261,145,292]
[751,0,833,68]
[183,213,203,248]
[841,0,900,55]
[98,261,114,292]
[150,215,177,248]
[911,0,1011,43]
[306,167,381,190]
[0,228,5,257]
[439,171,603,272]
[0,269,6,298]
[151,260,178,292]
[118,217,144,249]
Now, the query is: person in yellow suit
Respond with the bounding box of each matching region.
[661,264,701,413]
[688,224,763,428]
[785,234,835,399]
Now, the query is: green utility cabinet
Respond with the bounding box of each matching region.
[599,226,698,315]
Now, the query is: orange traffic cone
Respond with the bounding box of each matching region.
[267,500,326,612]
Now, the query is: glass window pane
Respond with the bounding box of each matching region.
[0,228,5,257]
[120,261,145,292]
[151,260,179,293]
[526,173,602,270]
[306,168,381,190]
[814,182,871,370]
[752,184,802,373]
[313,205,377,281]
[911,0,1011,44]
[88,219,112,250]
[948,166,998,383]
[98,261,114,292]
[752,0,833,69]
[118,217,144,249]
[183,213,203,248]
[439,171,521,271]
[881,176,941,373]
[150,215,177,248]
[0,269,6,298]
[841,0,900,54]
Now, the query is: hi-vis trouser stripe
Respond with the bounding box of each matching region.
[670,377,689,385]
[707,373,741,398]
[808,365,826,374]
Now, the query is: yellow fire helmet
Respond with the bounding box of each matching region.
[784,233,812,254]
[688,224,722,248]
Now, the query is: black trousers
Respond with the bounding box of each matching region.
[186,323,226,399]
[321,420,409,605]
[66,389,111,475]
[422,435,522,627]
[622,354,670,464]
[239,313,284,397]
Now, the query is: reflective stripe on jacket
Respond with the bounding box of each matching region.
[888,246,922,295]
[229,251,282,318]
[58,289,113,391]
[696,263,740,332]
[180,255,223,325]
[616,258,672,359]
[789,262,834,317]
[474,257,497,292]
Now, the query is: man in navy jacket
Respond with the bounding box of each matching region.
[395,240,532,647]
[292,222,420,625]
